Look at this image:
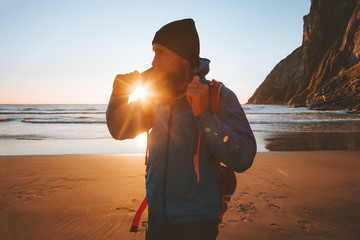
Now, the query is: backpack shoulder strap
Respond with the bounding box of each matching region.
[208,79,224,116]
[208,79,237,223]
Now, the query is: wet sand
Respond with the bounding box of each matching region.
[2,132,359,156]
[1,152,359,240]
[254,131,360,151]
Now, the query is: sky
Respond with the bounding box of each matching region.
[0,0,311,104]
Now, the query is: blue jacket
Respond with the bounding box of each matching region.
[106,58,256,224]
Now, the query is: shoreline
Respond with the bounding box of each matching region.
[1,130,360,156]
[1,152,359,239]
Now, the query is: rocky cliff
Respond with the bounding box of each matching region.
[247,0,360,112]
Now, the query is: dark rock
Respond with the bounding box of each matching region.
[248,0,360,112]
[308,62,360,112]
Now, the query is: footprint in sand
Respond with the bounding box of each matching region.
[237,202,257,215]
[115,207,136,213]
[303,207,314,214]
[227,216,254,224]
[240,216,254,223]
[227,219,238,223]
[297,220,313,231]
[255,192,268,199]
[17,190,44,201]
[256,192,287,215]
[270,178,291,188]
[141,221,148,231]
[256,192,274,203]
[234,193,248,201]
[270,223,288,234]
[256,192,288,203]
[234,189,249,201]
[268,203,280,213]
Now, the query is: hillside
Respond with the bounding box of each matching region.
[248,0,360,112]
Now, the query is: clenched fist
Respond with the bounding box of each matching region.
[186,76,209,116]
[112,71,139,96]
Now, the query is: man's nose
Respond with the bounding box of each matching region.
[152,56,159,68]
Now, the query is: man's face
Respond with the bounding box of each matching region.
[151,43,192,96]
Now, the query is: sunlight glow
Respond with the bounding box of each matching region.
[134,132,147,148]
[128,85,149,104]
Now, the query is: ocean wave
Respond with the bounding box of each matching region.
[249,119,360,124]
[0,134,48,140]
[21,119,106,124]
[252,129,360,133]
[0,134,113,140]
[245,112,308,115]
[244,110,349,115]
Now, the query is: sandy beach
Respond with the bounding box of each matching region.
[1,152,359,240]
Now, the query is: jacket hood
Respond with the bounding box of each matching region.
[195,58,210,80]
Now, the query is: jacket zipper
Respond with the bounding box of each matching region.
[163,102,175,223]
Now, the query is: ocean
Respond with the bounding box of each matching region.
[1,104,359,155]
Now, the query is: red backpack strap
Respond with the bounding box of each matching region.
[130,116,151,232]
[130,197,148,232]
[208,79,224,115]
[208,80,236,222]
[194,80,224,183]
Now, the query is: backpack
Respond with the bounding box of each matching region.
[130,80,237,232]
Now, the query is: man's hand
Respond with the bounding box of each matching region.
[112,71,140,96]
[186,76,209,116]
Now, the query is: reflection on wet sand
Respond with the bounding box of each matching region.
[254,132,360,151]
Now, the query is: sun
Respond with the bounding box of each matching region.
[134,132,148,148]
[128,85,149,104]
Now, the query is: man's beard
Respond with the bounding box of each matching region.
[149,63,191,98]
[162,66,189,96]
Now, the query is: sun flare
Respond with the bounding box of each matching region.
[128,85,149,104]
[134,132,148,148]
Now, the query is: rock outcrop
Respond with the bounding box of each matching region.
[247,0,360,112]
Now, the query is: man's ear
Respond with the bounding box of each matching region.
[181,58,194,81]
[182,58,191,69]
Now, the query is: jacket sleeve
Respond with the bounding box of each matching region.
[195,87,256,173]
[106,93,149,140]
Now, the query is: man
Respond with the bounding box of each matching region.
[107,18,256,240]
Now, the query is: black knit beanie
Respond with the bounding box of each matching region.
[152,18,200,68]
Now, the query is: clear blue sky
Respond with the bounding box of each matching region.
[0,0,311,104]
